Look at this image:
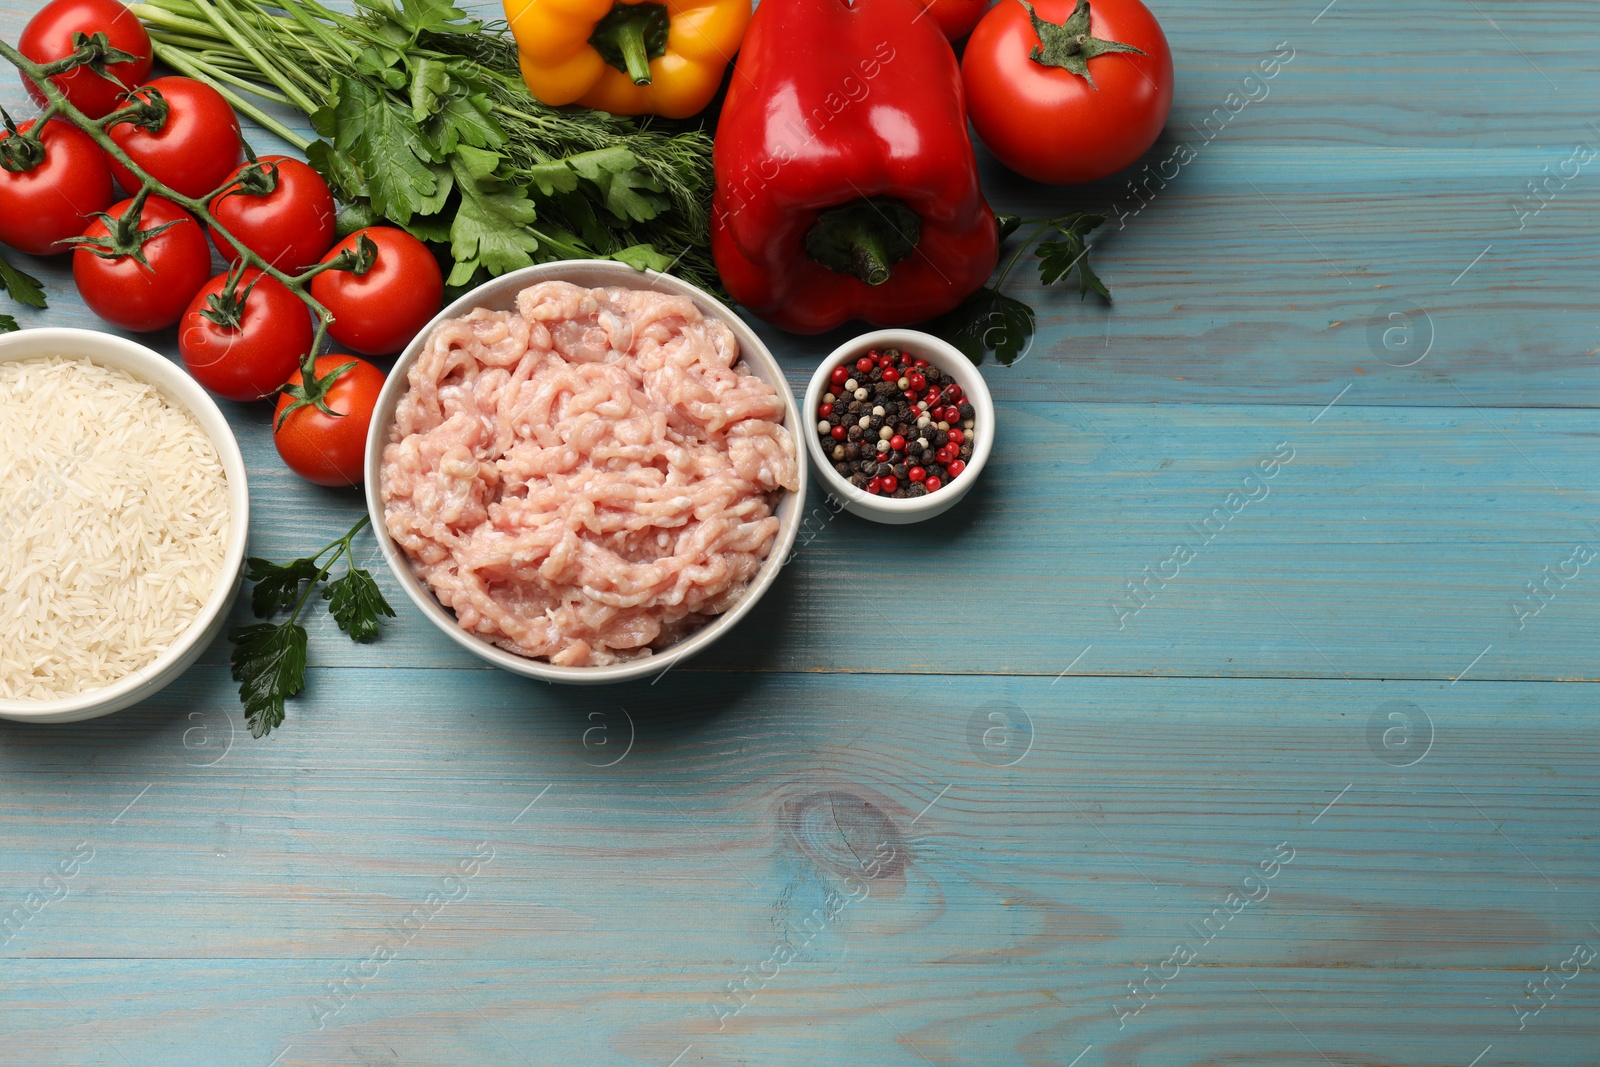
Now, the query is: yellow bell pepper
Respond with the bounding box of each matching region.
[505,0,750,119]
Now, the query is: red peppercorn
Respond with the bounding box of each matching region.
[943,405,962,424]
[855,356,874,373]
[904,390,918,403]
[830,365,848,385]
[879,474,898,493]
[947,428,964,444]
[907,372,926,391]
[925,476,942,491]
[909,466,926,483]
[943,383,962,400]
[889,434,906,452]
[866,477,882,494]
[819,403,834,417]
[913,358,928,369]
[830,425,846,440]
[924,388,941,405]
[947,459,966,476]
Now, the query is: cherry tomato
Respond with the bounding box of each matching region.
[310,227,443,356]
[106,77,242,199]
[179,270,314,402]
[18,0,152,120]
[208,155,337,275]
[72,195,211,332]
[273,355,387,486]
[963,0,1173,184]
[0,119,114,255]
[918,0,989,40]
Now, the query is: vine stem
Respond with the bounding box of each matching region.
[0,35,337,387]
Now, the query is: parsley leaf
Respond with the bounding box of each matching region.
[315,76,440,223]
[0,250,46,310]
[230,621,309,738]
[448,160,542,285]
[1037,212,1110,300]
[0,314,17,334]
[323,566,396,643]
[246,556,323,618]
[932,286,1036,366]
[566,147,667,223]
[227,516,388,738]
[611,244,674,272]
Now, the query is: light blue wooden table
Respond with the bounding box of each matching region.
[3,1,1598,1064]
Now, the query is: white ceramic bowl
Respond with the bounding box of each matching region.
[0,328,250,724]
[364,260,806,685]
[803,329,994,524]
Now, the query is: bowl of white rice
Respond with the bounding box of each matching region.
[0,328,248,724]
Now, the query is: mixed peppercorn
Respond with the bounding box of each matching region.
[815,347,976,497]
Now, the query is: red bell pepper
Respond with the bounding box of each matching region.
[710,0,1000,334]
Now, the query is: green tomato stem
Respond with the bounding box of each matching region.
[0,35,337,389]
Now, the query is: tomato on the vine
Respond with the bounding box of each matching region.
[180,269,314,402]
[919,0,989,41]
[72,194,212,332]
[106,76,242,199]
[963,0,1173,185]
[310,227,443,356]
[18,0,153,120]
[208,155,337,275]
[0,119,114,255]
[273,355,387,487]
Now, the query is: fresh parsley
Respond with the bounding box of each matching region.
[934,212,1109,366]
[230,515,395,738]
[0,248,46,319]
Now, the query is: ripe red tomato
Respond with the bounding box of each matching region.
[72,195,211,332]
[919,0,989,40]
[963,0,1173,185]
[179,270,314,402]
[310,227,443,356]
[208,155,338,275]
[0,119,114,255]
[107,77,242,199]
[273,355,387,486]
[18,0,153,120]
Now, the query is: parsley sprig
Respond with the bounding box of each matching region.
[934,212,1109,366]
[230,515,395,738]
[0,246,46,333]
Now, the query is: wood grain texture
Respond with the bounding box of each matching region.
[2,0,1598,1064]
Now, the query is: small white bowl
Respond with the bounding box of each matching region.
[0,328,249,724]
[803,329,994,524]
[364,260,806,685]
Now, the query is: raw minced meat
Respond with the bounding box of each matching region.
[380,281,799,666]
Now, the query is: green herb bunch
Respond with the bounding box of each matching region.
[129,0,719,290]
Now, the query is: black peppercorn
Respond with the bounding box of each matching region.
[868,415,884,430]
[908,483,927,497]
[834,462,851,476]
[849,473,869,488]
[893,463,908,478]
[959,443,973,460]
[935,430,949,447]
[876,461,893,477]
[847,425,863,441]
[844,443,860,460]
[958,402,974,419]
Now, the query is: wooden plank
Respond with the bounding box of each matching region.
[2,669,1595,1061]
[5,961,1596,1067]
[160,400,1600,680]
[1,671,1593,959]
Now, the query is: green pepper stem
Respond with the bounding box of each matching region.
[804,198,921,286]
[615,20,653,84]
[588,3,670,87]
